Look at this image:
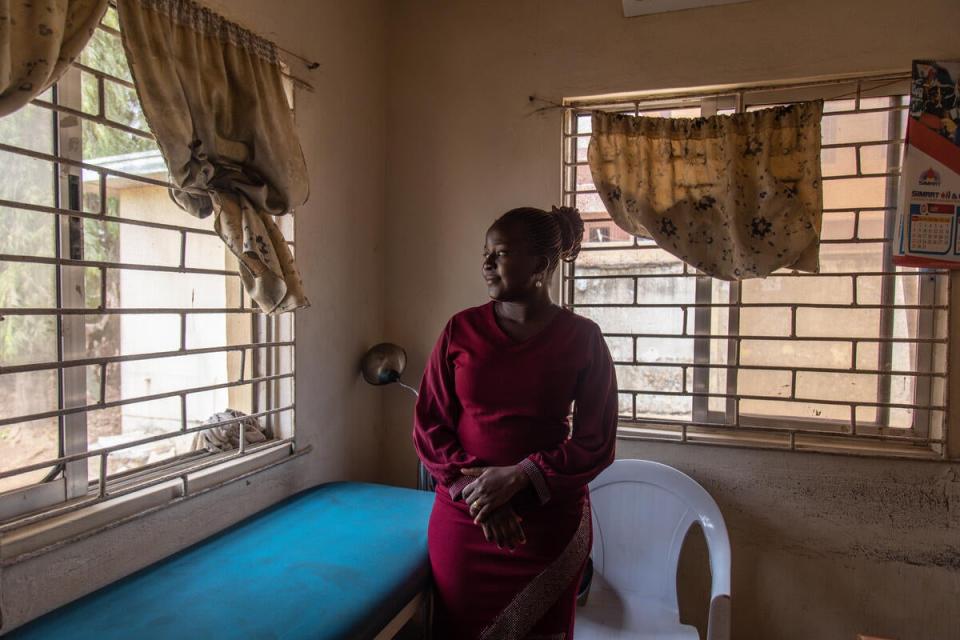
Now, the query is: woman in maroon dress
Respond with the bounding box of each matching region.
[413,206,618,639]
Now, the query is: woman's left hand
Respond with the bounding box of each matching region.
[461,465,530,523]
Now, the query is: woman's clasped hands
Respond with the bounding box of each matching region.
[461,465,531,551]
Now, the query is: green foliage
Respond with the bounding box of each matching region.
[80,28,154,160]
[1,22,148,366]
[0,102,57,365]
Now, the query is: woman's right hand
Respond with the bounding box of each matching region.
[479,505,526,550]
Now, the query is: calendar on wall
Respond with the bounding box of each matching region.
[894,60,960,268]
[907,203,955,254]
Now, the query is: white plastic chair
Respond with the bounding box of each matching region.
[576,459,731,640]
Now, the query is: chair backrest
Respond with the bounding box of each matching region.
[588,459,730,609]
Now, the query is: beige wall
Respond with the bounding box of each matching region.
[380,1,960,639]
[0,0,387,631]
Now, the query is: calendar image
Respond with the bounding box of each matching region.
[907,202,955,254]
[894,60,960,269]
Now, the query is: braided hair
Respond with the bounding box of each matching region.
[492,205,585,274]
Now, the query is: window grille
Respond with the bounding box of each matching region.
[561,74,950,459]
[0,6,296,529]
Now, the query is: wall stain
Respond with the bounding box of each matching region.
[848,543,960,570]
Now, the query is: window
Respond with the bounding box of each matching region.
[589,226,611,243]
[0,7,296,527]
[562,75,950,458]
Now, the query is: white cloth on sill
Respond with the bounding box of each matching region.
[194,408,269,453]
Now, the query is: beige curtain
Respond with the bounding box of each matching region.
[0,0,107,117]
[117,0,309,313]
[588,101,824,280]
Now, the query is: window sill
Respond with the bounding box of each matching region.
[0,441,307,566]
[616,421,948,461]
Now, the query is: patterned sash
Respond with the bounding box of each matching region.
[479,502,592,640]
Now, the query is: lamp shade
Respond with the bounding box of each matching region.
[360,342,408,386]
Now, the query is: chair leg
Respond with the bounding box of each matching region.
[422,587,434,639]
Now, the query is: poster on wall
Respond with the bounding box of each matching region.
[893,59,960,268]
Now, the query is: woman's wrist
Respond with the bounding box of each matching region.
[516,458,551,505]
[512,464,532,491]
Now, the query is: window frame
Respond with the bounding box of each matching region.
[560,73,953,460]
[0,12,299,530]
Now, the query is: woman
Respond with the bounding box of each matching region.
[413,206,618,639]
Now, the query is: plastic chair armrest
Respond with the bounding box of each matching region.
[706,594,731,640]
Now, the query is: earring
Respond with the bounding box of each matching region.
[535,280,543,288]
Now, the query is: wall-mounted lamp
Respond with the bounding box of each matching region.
[360,343,434,491]
[360,342,419,395]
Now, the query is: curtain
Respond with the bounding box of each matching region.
[117,0,309,313]
[588,101,824,280]
[0,0,108,117]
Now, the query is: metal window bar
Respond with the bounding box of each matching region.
[0,18,297,525]
[560,72,950,458]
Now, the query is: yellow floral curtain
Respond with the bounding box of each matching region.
[588,101,824,280]
[117,0,309,313]
[0,0,108,117]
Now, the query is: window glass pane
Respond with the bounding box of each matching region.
[604,336,633,362]
[87,397,193,479]
[108,269,237,309]
[739,368,792,399]
[0,261,55,308]
[80,69,100,117]
[617,393,634,418]
[116,223,182,268]
[185,232,233,271]
[80,28,133,83]
[821,146,857,176]
[741,398,849,423]
[83,118,156,160]
[186,313,252,349]
[741,340,850,369]
[822,111,891,145]
[0,207,55,258]
[820,211,855,241]
[60,265,103,309]
[575,134,589,163]
[101,5,120,29]
[0,418,59,494]
[860,143,900,174]
[742,275,852,306]
[575,192,607,217]
[573,276,635,304]
[105,80,150,133]
[0,315,57,367]
[0,102,54,155]
[0,151,55,207]
[107,179,209,230]
[637,394,691,423]
[187,386,254,427]
[0,371,57,421]
[84,217,121,264]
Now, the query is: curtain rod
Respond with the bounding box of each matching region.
[532,71,913,113]
[107,0,319,91]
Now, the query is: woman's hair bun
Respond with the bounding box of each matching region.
[551,205,584,262]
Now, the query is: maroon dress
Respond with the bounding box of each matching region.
[413,302,618,639]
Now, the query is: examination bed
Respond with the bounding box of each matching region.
[8,482,435,639]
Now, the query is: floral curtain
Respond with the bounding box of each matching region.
[588,101,824,280]
[0,0,108,117]
[117,0,309,313]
